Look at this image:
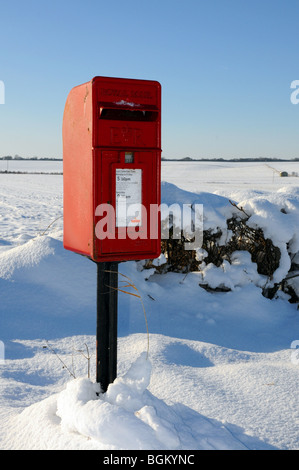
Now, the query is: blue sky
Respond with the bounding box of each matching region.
[0,0,298,159]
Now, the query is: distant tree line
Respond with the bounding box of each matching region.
[161,157,299,162]
[1,155,298,162]
[0,155,62,160]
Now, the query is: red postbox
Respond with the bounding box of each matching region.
[63,76,161,262]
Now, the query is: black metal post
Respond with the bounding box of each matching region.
[96,261,118,392]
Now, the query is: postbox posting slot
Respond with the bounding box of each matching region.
[99,107,158,122]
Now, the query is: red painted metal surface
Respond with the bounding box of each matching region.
[63,76,161,262]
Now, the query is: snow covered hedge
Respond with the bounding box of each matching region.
[141,183,299,304]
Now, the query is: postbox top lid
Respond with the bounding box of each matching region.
[91,76,161,109]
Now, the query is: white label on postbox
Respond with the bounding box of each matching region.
[116,169,142,227]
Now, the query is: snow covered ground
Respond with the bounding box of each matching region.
[0,159,62,174]
[0,161,298,450]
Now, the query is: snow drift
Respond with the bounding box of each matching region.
[0,167,299,450]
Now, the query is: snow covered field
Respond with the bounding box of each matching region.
[0,159,62,174]
[0,161,298,450]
